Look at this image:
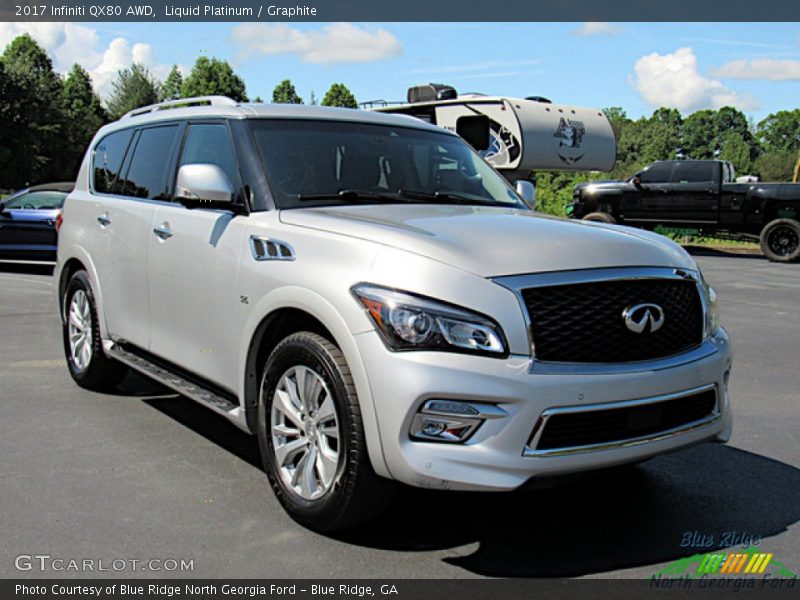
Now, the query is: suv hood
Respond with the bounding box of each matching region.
[280,204,695,277]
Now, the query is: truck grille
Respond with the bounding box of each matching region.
[521,278,703,363]
[533,387,717,452]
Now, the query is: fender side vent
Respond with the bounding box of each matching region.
[249,235,295,261]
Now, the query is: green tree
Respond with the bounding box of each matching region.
[757,110,800,153]
[0,34,63,187]
[719,131,754,175]
[161,65,183,100]
[272,79,303,104]
[754,150,797,182]
[321,83,357,109]
[60,64,107,179]
[181,56,248,102]
[105,63,161,120]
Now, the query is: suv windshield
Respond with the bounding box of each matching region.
[249,119,524,209]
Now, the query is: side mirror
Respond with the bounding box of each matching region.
[175,164,234,205]
[631,176,642,187]
[515,180,536,210]
[0,202,9,217]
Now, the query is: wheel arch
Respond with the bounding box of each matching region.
[55,248,108,338]
[239,288,391,479]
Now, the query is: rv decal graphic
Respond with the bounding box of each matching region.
[554,117,586,165]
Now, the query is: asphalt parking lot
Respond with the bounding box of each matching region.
[0,253,798,579]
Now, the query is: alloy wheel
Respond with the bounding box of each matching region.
[270,365,341,500]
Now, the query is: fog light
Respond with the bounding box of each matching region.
[409,399,507,443]
[421,419,447,437]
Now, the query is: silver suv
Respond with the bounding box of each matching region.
[55,96,733,531]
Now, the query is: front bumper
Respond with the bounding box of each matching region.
[355,328,732,491]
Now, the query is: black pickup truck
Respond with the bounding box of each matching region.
[567,159,800,262]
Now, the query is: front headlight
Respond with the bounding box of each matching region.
[700,274,719,338]
[352,284,508,357]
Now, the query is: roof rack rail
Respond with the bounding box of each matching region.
[120,96,238,120]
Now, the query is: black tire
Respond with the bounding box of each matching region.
[760,218,800,263]
[257,332,394,532]
[61,270,128,390]
[582,211,616,224]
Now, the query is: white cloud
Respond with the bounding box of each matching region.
[711,58,800,81]
[0,23,177,99]
[573,22,622,37]
[231,23,402,65]
[631,47,759,112]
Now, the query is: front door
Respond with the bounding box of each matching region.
[147,122,245,390]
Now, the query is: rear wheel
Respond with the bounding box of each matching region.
[257,332,394,532]
[759,218,800,262]
[62,270,128,390]
[581,211,616,224]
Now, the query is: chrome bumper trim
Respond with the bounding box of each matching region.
[524,383,719,457]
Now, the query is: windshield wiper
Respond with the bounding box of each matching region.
[397,189,493,205]
[297,189,408,203]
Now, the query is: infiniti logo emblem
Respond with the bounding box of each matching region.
[622,303,665,334]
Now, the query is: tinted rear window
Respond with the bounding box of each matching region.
[116,125,180,200]
[93,130,133,194]
[672,162,715,183]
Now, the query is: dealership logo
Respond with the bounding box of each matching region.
[654,546,797,579]
[622,303,665,333]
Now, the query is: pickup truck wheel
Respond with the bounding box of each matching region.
[258,332,394,532]
[760,218,800,262]
[61,271,128,390]
[581,211,616,224]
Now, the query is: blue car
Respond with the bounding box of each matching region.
[0,182,73,262]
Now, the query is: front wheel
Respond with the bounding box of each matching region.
[61,270,128,390]
[257,332,394,532]
[759,218,800,262]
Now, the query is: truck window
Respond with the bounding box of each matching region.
[638,163,672,184]
[93,129,133,194]
[672,162,715,183]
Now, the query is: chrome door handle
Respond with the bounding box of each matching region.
[153,223,173,240]
[97,213,111,227]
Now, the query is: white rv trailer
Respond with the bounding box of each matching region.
[368,86,617,182]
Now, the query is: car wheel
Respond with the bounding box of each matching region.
[759,218,800,263]
[581,211,616,224]
[62,270,128,390]
[258,332,394,532]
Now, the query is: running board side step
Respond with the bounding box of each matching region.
[105,342,240,417]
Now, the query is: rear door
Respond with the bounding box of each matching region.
[147,121,245,389]
[92,124,182,349]
[666,161,720,223]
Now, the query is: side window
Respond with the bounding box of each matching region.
[117,125,180,199]
[672,161,715,183]
[93,129,133,194]
[178,123,240,190]
[639,163,672,184]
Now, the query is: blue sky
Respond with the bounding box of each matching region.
[2,22,799,121]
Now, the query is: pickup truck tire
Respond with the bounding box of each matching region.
[581,211,616,224]
[759,218,800,263]
[258,332,395,532]
[61,270,129,391]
